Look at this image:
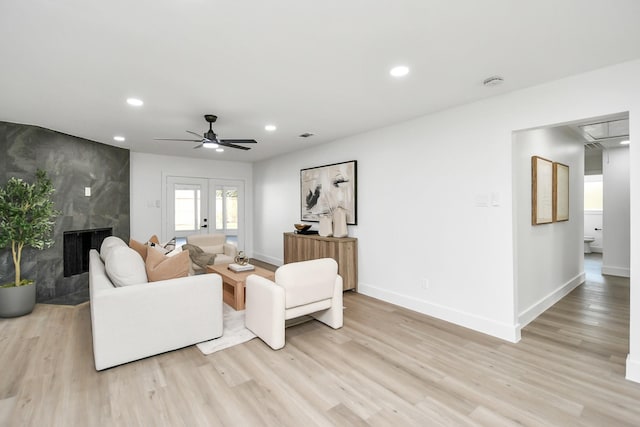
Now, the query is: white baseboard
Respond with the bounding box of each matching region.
[602,265,630,278]
[358,283,520,343]
[518,273,585,329]
[626,355,640,383]
[251,252,283,267]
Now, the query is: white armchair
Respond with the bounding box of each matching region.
[245,258,343,350]
[186,234,238,272]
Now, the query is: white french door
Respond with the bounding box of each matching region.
[165,177,209,239]
[210,181,244,247]
[165,176,245,249]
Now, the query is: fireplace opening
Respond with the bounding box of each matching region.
[63,227,112,277]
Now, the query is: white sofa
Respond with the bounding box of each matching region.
[89,237,223,370]
[186,233,238,272]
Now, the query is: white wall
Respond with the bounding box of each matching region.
[513,126,584,327]
[130,152,253,252]
[253,59,640,382]
[603,146,630,277]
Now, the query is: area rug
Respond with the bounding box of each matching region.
[196,304,256,355]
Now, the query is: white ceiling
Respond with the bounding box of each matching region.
[1,0,639,162]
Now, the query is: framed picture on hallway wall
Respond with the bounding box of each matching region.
[531,156,553,225]
[553,162,569,222]
[300,160,357,224]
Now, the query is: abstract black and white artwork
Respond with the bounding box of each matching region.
[300,160,357,224]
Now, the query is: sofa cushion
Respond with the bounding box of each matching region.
[202,244,224,254]
[105,246,148,287]
[145,247,190,282]
[100,236,128,262]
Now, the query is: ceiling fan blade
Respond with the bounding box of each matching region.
[154,138,202,142]
[219,139,258,144]
[186,130,204,139]
[218,141,251,150]
[193,143,204,149]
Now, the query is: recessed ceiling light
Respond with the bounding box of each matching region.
[390,65,409,77]
[126,97,144,107]
[620,140,630,145]
[483,76,504,87]
[215,148,224,152]
[113,136,125,142]
[265,124,277,132]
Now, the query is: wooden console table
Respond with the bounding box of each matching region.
[283,232,358,291]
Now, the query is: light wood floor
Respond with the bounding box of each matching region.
[1,255,639,426]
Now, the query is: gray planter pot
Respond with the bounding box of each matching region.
[0,282,36,318]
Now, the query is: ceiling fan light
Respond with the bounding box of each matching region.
[203,142,219,149]
[265,124,277,131]
[113,135,125,142]
[215,147,224,152]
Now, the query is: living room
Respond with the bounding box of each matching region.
[2,1,640,425]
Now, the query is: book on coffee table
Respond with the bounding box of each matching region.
[228,263,255,272]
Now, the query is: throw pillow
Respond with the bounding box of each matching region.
[100,236,127,262]
[166,245,183,257]
[145,247,190,282]
[161,237,176,252]
[105,246,148,287]
[182,243,217,269]
[149,234,160,245]
[129,238,148,260]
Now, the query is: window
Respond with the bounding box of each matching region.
[584,175,603,211]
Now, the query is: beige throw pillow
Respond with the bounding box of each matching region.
[145,247,190,282]
[129,238,148,260]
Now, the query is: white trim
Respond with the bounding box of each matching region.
[602,265,630,277]
[518,273,585,328]
[252,252,283,267]
[358,283,520,343]
[626,355,640,383]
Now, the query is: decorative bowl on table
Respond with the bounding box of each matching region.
[294,223,311,232]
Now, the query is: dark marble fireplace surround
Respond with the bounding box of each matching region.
[0,121,130,302]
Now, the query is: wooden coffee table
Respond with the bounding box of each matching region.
[206,264,275,310]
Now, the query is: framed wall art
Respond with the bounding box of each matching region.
[553,162,569,222]
[531,156,553,225]
[300,160,357,224]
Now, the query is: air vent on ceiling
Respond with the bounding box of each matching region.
[298,132,314,138]
[584,141,605,151]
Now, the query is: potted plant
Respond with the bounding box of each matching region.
[0,170,59,317]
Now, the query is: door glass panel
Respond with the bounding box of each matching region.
[174,185,201,232]
[225,188,238,231]
[216,189,223,230]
